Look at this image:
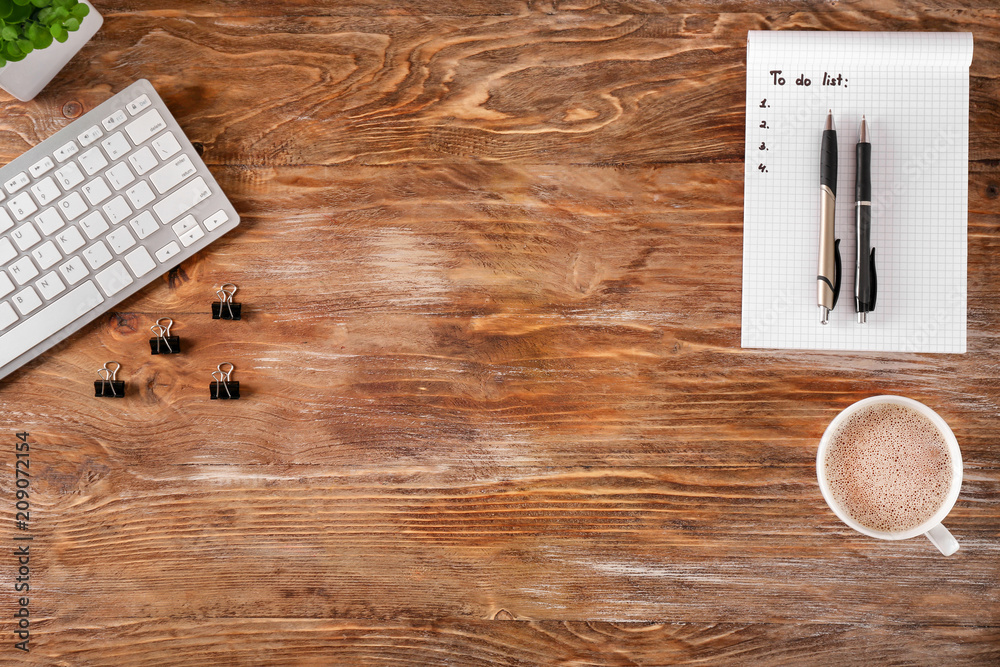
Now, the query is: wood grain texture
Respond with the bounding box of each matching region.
[18,620,1000,666]
[0,0,999,664]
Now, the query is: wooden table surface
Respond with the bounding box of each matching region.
[1,1,998,664]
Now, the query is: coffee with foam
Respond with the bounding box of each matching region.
[822,402,953,533]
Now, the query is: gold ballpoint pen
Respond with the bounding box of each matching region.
[818,110,842,324]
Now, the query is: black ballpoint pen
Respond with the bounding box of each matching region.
[855,116,877,323]
[818,110,842,325]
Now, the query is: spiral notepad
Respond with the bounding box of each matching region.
[741,31,973,353]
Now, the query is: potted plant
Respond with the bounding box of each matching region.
[0,0,102,102]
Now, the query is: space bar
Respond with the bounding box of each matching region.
[0,281,105,368]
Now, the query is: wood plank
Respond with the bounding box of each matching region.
[93,0,1000,17]
[1,165,998,469]
[1,12,997,165]
[6,465,998,622]
[21,619,1000,666]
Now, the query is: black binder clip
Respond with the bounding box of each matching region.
[212,283,242,320]
[94,362,125,398]
[210,362,240,399]
[149,317,181,355]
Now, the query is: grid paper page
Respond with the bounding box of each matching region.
[741,31,973,353]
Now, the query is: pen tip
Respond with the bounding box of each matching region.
[825,111,834,132]
[859,116,869,143]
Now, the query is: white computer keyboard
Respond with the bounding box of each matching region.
[0,79,240,380]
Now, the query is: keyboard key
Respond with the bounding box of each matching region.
[0,272,13,297]
[9,257,39,285]
[203,209,229,231]
[0,209,13,233]
[55,161,85,190]
[54,141,79,162]
[102,109,128,131]
[8,192,38,221]
[35,272,66,300]
[102,132,130,161]
[80,211,110,240]
[124,247,156,277]
[82,177,112,206]
[129,211,158,239]
[34,208,65,236]
[11,287,42,315]
[155,241,180,263]
[78,125,103,146]
[0,281,105,368]
[152,131,182,159]
[11,222,41,251]
[95,261,133,296]
[57,192,88,221]
[0,302,15,330]
[103,196,132,225]
[128,146,158,175]
[29,156,54,178]
[58,256,88,285]
[4,172,29,194]
[30,241,61,270]
[151,155,197,194]
[0,238,15,264]
[125,109,167,146]
[83,241,113,269]
[106,162,135,190]
[107,226,136,254]
[30,177,60,207]
[79,147,109,175]
[55,226,85,254]
[126,181,155,209]
[153,177,210,224]
[127,94,151,115]
[171,215,198,236]
[179,224,205,247]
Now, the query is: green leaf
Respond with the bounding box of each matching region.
[29,25,49,48]
[7,2,31,21]
[1,24,16,40]
[63,16,77,31]
[11,0,31,6]
[5,39,20,57]
[0,54,7,67]
[49,22,65,41]
[71,2,87,18]
[30,0,49,7]
[15,37,30,53]
[0,1,12,20]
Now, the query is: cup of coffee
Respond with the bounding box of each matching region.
[816,396,963,555]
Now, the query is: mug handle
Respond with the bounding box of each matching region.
[925,523,959,556]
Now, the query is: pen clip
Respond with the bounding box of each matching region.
[831,238,842,310]
[869,247,877,310]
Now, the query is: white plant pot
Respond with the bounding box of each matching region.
[0,0,102,102]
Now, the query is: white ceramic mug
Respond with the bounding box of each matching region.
[816,395,963,555]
